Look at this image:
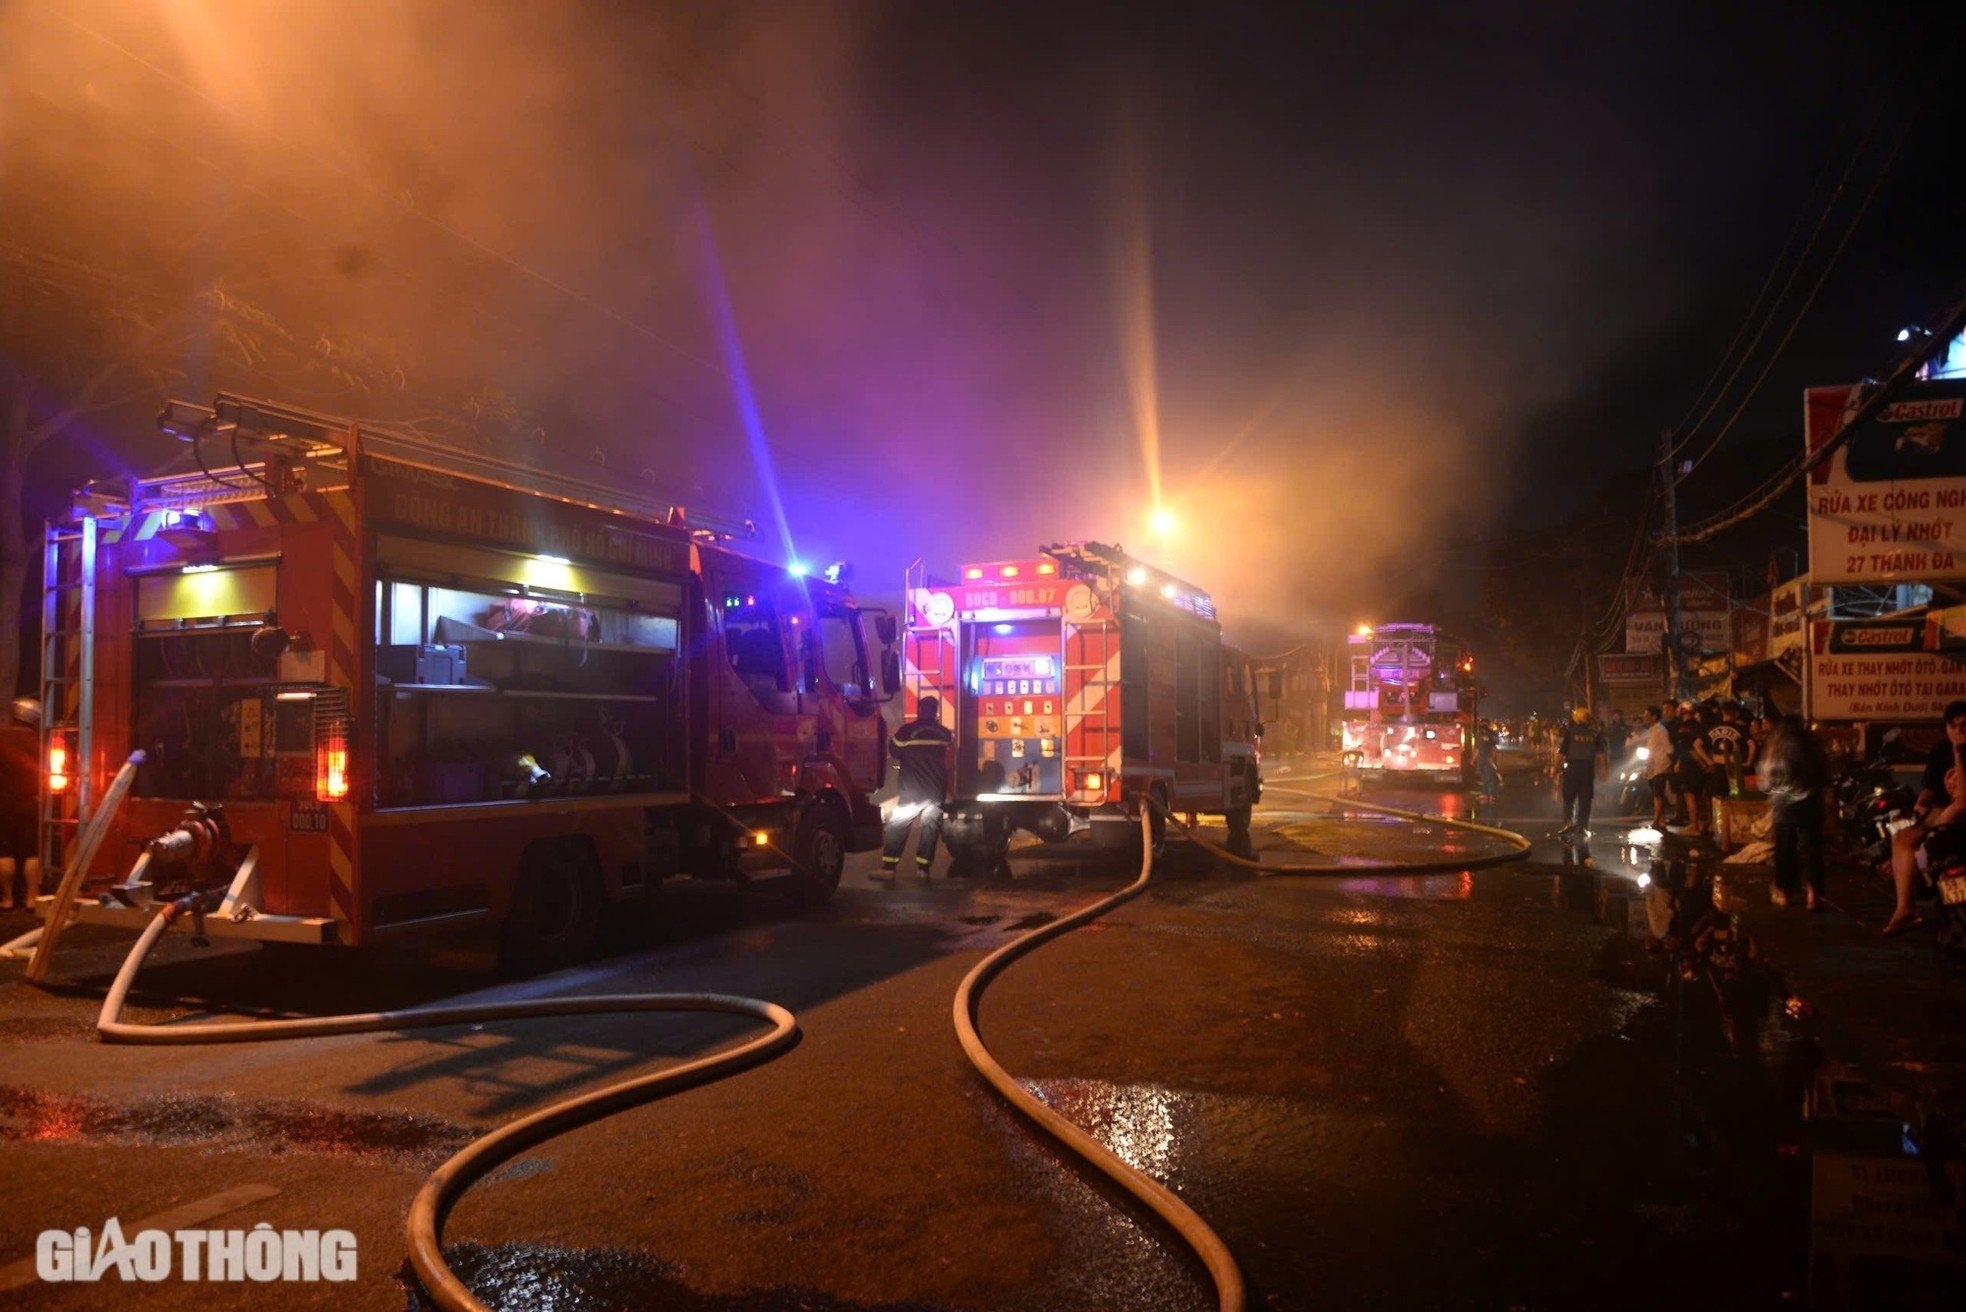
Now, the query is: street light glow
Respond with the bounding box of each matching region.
[1149,506,1176,536]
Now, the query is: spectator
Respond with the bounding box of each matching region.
[1705,701,1750,798]
[1886,700,1966,934]
[1640,704,1674,828]
[1912,700,1966,821]
[1606,709,1630,766]
[1671,700,1710,833]
[1762,716,1830,911]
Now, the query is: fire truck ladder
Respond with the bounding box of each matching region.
[1064,614,1119,800]
[38,515,98,882]
[901,559,956,713]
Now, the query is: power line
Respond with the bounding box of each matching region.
[1665,121,1868,458]
[1675,114,1908,476]
[1663,286,1966,546]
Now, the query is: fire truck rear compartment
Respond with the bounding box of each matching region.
[960,618,1066,801]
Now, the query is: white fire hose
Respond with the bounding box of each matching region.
[953,790,1531,1312]
[86,780,1525,1312]
[96,894,797,1312]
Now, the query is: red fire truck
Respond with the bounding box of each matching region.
[1340,624,1477,783]
[902,541,1261,870]
[34,395,898,971]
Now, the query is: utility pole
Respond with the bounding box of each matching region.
[1659,428,1686,700]
[1579,574,1596,715]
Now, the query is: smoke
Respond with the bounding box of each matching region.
[1,1,1818,649]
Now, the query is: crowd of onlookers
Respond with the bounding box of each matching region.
[1498,695,1966,940]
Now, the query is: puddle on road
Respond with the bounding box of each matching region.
[401,1243,955,1312]
[0,1083,474,1166]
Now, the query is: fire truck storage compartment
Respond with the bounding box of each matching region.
[962,619,1065,797]
[130,561,299,802]
[373,540,685,809]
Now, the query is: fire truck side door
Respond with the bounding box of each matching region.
[704,560,795,804]
[810,603,882,792]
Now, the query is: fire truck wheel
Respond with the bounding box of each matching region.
[502,843,603,976]
[790,805,847,906]
[1225,804,1255,859]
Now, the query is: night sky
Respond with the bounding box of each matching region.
[3,0,1959,655]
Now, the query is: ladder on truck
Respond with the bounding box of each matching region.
[901,559,957,716]
[1062,612,1119,803]
[38,516,97,884]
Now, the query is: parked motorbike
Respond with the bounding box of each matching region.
[1834,752,1917,873]
[1910,822,1966,953]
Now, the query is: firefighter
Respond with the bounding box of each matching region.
[0,698,41,911]
[1555,705,1607,850]
[882,695,954,880]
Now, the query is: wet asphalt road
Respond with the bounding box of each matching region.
[0,750,1797,1310]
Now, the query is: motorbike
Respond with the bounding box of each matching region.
[1909,823,1966,953]
[1614,746,1652,816]
[1834,750,1917,873]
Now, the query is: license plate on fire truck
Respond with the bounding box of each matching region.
[1941,874,1966,907]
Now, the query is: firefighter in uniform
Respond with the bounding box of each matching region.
[1555,705,1608,851]
[882,695,954,879]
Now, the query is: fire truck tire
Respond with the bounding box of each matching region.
[1225,804,1255,859]
[502,843,602,976]
[789,804,848,906]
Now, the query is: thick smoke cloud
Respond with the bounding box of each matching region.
[2,1,1843,650]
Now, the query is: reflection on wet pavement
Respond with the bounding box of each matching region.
[0,1083,473,1165]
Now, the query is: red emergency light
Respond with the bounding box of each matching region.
[316,720,349,802]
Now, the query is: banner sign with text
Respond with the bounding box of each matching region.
[1769,576,1810,659]
[1806,378,1966,584]
[1808,618,1966,721]
[1625,572,1731,654]
[1598,652,1661,684]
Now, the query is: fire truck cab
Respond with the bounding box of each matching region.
[1341,623,1477,783]
[903,540,1260,871]
[35,394,898,972]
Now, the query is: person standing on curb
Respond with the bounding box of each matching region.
[881,695,955,881]
[1762,715,1830,911]
[1641,704,1674,829]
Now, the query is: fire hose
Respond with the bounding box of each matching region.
[84,780,1525,1312]
[953,791,1531,1312]
[96,896,797,1312]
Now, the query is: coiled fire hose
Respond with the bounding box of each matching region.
[953,789,1531,1312]
[96,897,798,1312]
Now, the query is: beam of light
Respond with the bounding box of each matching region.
[1148,506,1176,536]
[686,193,797,567]
[1109,111,1163,517]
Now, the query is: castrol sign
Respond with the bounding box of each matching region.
[1806,379,1966,584]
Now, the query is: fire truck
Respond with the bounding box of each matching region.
[1341,624,1477,783]
[902,541,1261,870]
[34,395,899,972]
